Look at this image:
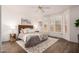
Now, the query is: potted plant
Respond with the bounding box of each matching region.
[74,19,79,27]
[74,18,79,43]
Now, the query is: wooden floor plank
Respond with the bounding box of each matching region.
[1,38,79,53]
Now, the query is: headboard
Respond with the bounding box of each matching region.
[18,25,33,33]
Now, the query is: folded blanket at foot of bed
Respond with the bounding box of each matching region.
[25,35,48,48]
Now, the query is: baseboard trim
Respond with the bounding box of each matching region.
[2,41,10,43]
[48,35,79,44]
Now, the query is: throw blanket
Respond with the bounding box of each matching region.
[25,35,48,48]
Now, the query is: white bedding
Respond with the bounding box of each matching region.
[18,32,48,44]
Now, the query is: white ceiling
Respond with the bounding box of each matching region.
[40,5,71,15]
[3,5,71,15]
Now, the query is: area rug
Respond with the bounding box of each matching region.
[16,37,59,53]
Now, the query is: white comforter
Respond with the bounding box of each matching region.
[18,32,48,44]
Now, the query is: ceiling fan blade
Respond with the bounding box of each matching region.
[39,5,50,9]
[38,5,45,13]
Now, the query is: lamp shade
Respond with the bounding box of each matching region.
[9,24,16,33]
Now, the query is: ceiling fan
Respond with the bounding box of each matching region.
[38,5,50,13]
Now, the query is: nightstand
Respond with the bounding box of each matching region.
[9,33,16,42]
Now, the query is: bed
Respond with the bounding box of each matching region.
[18,25,48,48]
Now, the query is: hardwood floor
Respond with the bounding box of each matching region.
[1,42,26,53]
[1,38,79,53]
[44,39,79,53]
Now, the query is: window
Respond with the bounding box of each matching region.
[50,11,68,34]
[50,15,62,33]
[55,21,61,32]
[62,13,68,33]
[50,17,55,32]
[55,16,62,32]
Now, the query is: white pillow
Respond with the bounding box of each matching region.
[20,28,34,34]
[20,28,28,33]
[27,29,34,33]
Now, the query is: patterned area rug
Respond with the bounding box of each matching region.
[16,37,59,53]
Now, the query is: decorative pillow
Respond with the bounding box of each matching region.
[20,28,24,33]
[20,28,28,33]
[27,29,34,33]
[20,28,34,34]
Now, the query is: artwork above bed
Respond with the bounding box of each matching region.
[21,18,31,25]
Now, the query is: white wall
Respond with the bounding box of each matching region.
[2,5,79,43]
[62,9,70,41]
[1,5,43,42]
[49,9,70,41]
[49,6,79,43]
[69,6,79,43]
[1,6,21,41]
[48,6,79,43]
[0,5,1,48]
